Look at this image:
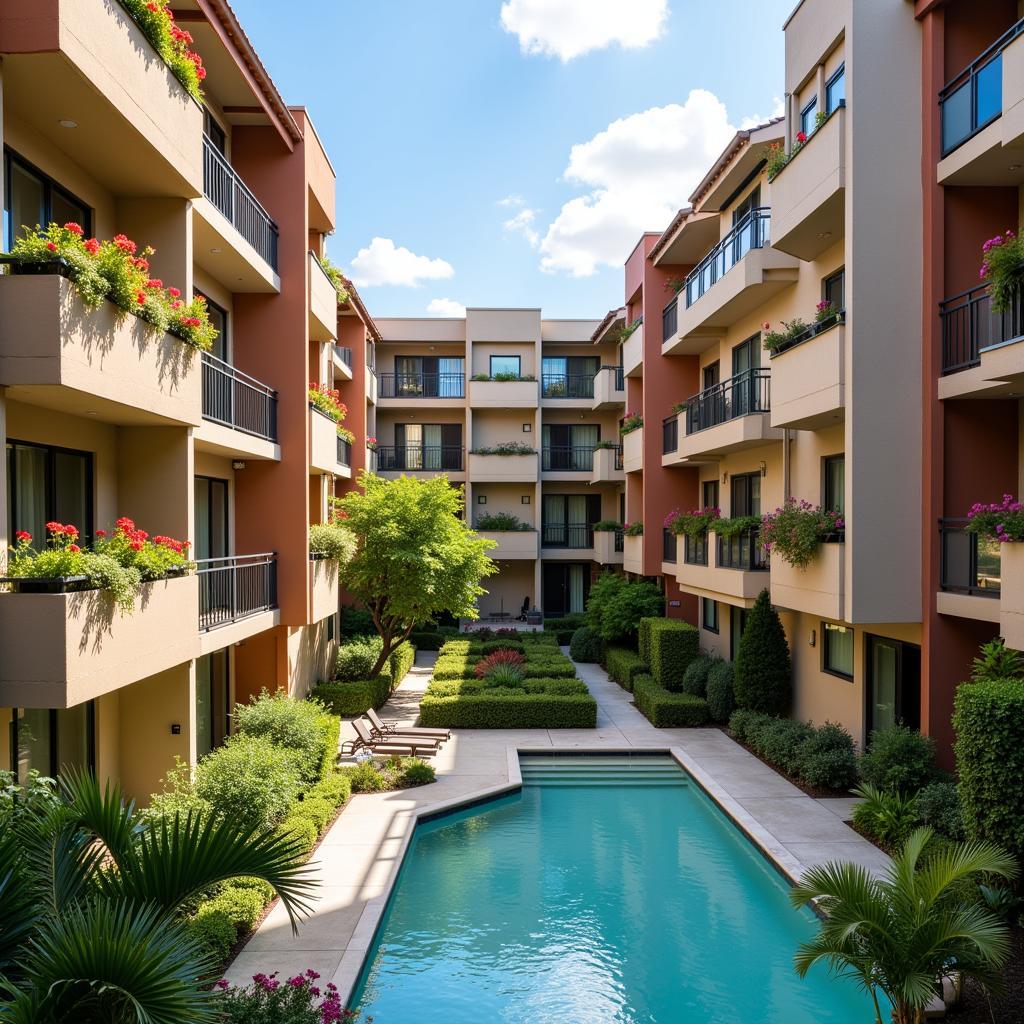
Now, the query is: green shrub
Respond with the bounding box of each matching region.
[308,771,352,808]
[751,718,814,776]
[293,796,334,832]
[569,626,603,663]
[915,781,965,841]
[642,619,699,691]
[681,655,714,698]
[227,876,275,903]
[277,813,318,854]
[599,580,664,645]
[419,693,598,728]
[409,631,443,650]
[733,590,791,715]
[195,736,302,828]
[585,572,626,631]
[799,722,859,791]
[427,678,588,697]
[632,674,710,727]
[480,640,525,656]
[340,606,375,637]
[235,690,337,785]
[953,678,1024,858]
[336,634,384,681]
[197,885,266,935]
[605,646,646,692]
[728,707,768,744]
[183,909,236,964]
[705,661,735,723]
[859,725,937,793]
[343,760,389,793]
[851,783,919,850]
[388,641,416,687]
[970,637,1024,683]
[401,759,436,786]
[309,676,392,715]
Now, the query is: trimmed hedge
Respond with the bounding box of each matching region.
[706,660,736,723]
[642,618,699,691]
[309,675,392,715]
[419,692,597,728]
[569,626,604,663]
[388,641,416,687]
[859,725,937,794]
[409,631,443,650]
[681,655,714,698]
[605,646,647,692]
[427,677,589,697]
[953,677,1024,859]
[632,674,710,727]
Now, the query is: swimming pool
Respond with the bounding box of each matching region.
[350,754,876,1023]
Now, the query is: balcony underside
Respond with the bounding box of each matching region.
[194,419,281,461]
[193,199,280,294]
[938,337,1024,399]
[675,563,765,604]
[666,413,782,465]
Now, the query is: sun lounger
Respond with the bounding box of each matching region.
[340,718,440,759]
[367,708,451,742]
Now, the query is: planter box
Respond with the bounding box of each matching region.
[468,452,538,482]
[622,427,644,473]
[309,252,338,342]
[310,556,339,622]
[468,379,538,408]
[675,532,769,603]
[0,575,199,709]
[590,446,624,484]
[478,531,539,559]
[623,534,643,574]
[593,531,624,565]
[0,274,201,426]
[770,542,845,620]
[770,323,845,430]
[1001,544,1024,651]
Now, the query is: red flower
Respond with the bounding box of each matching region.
[130,540,143,552]
[68,544,81,553]
[136,292,147,305]
[64,526,79,539]
[46,521,64,534]
[134,257,150,272]
[63,222,83,235]
[194,294,206,303]
[145,278,163,289]
[84,238,100,255]
[116,517,136,531]
[113,234,137,254]
[15,530,31,542]
[197,67,207,80]
[46,242,57,252]
[796,130,807,144]
[168,287,181,298]
[95,529,107,538]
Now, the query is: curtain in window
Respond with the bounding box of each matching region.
[568,565,585,614]
[9,445,47,550]
[395,356,421,397]
[543,494,565,546]
[439,358,464,397]
[570,425,599,470]
[423,424,443,469]
[825,457,845,513]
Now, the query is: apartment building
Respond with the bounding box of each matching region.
[0,0,351,800]
[367,309,625,620]
[620,0,927,752]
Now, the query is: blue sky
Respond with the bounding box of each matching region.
[232,0,792,319]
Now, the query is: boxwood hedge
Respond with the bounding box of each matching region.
[605,647,647,692]
[419,692,597,729]
[309,675,393,715]
[632,674,710,727]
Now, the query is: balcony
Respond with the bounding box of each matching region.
[936,518,1001,623]
[623,534,643,574]
[310,554,340,623]
[622,428,644,473]
[366,365,378,405]
[938,284,1024,398]
[468,451,538,482]
[937,23,1024,185]
[197,555,279,645]
[592,365,626,409]
[675,528,768,603]
[590,446,624,485]
[378,372,465,405]
[468,378,539,408]
[770,317,846,430]
[673,369,781,463]
[309,253,338,342]
[376,446,465,478]
[541,373,595,408]
[477,531,540,560]
[663,210,799,356]
[0,575,199,709]
[770,542,845,620]
[622,321,644,378]
[541,446,595,479]
[541,524,594,554]
[310,407,348,475]
[593,529,624,565]
[1001,545,1024,650]
[196,353,279,460]
[194,139,279,293]
[0,271,201,427]
[333,346,354,381]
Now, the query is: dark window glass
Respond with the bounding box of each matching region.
[6,440,93,548]
[732,186,760,226]
[702,361,720,391]
[702,480,719,511]
[196,291,228,361]
[823,622,854,679]
[730,472,761,517]
[194,477,229,561]
[11,703,94,781]
[195,650,230,759]
[204,112,227,154]
[489,355,521,377]
[823,268,845,311]
[825,66,845,114]
[824,455,845,515]
[701,598,719,634]
[800,97,818,137]
[4,148,90,250]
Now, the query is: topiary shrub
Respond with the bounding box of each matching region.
[859,725,937,793]
[681,655,715,698]
[605,646,647,692]
[309,676,392,715]
[915,781,965,841]
[388,641,416,688]
[751,718,814,776]
[799,722,859,791]
[408,631,444,650]
[705,660,735,723]
[569,626,603,663]
[733,590,791,715]
[336,634,384,681]
[953,677,1024,859]
[419,692,598,728]
[644,619,699,691]
[632,674,710,727]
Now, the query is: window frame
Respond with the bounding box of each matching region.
[489,354,521,378]
[6,438,95,546]
[9,702,96,780]
[823,268,845,312]
[701,597,719,634]
[823,454,845,516]
[800,97,819,137]
[729,605,747,661]
[825,65,846,115]
[3,147,92,251]
[822,621,854,680]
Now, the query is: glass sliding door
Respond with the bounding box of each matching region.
[866,636,921,734]
[438,358,464,398]
[542,563,592,617]
[11,703,95,782]
[194,477,229,561]
[6,440,93,548]
[542,494,599,548]
[196,650,231,759]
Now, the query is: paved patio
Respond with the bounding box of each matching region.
[226,650,886,1001]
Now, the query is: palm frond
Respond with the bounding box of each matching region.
[914,838,1018,910]
[59,770,140,868]
[0,832,41,974]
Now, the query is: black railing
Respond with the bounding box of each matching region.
[940,17,1023,156]
[662,415,679,454]
[542,524,594,549]
[939,518,1001,596]
[683,368,770,434]
[376,445,464,471]
[662,529,677,563]
[613,528,624,553]
[542,374,595,399]
[201,353,278,441]
[663,294,679,340]
[337,437,351,467]
[940,283,1024,374]
[542,446,595,471]
[684,533,708,566]
[717,528,769,571]
[197,553,278,630]
[378,373,465,399]
[685,208,771,307]
[202,135,278,271]
[335,346,353,370]
[614,446,624,471]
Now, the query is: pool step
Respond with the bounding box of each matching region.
[520,756,687,787]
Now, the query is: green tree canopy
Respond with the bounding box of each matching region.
[337,473,497,676]
[733,588,791,715]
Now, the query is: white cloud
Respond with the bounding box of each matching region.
[539,89,736,277]
[503,207,540,248]
[498,194,526,207]
[739,96,785,130]
[426,298,466,317]
[500,0,668,62]
[349,237,454,288]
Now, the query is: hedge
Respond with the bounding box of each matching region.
[605,646,647,692]
[953,677,1024,859]
[433,660,577,681]
[419,692,598,729]
[388,641,416,687]
[632,674,710,727]
[408,631,443,650]
[309,675,392,715]
[641,618,699,691]
[569,626,603,663]
[427,677,590,697]
[733,590,791,714]
[681,655,715,698]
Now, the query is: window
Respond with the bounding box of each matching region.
[195,651,230,759]
[702,361,720,391]
[6,440,93,548]
[204,111,227,154]
[194,477,229,561]
[541,356,599,398]
[4,149,91,251]
[823,455,845,515]
[542,424,600,471]
[823,268,845,312]
[823,622,854,679]
[10,703,95,782]
[702,598,719,634]
[800,97,818,137]
[542,494,600,548]
[826,65,846,114]
[393,423,463,470]
[866,636,921,733]
[702,479,719,511]
[730,606,748,661]
[732,186,760,226]
[196,292,228,362]
[489,355,521,378]
[542,563,591,617]
[393,356,465,398]
[730,472,761,517]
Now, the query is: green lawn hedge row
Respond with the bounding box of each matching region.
[310,675,393,715]
[427,677,590,697]
[632,674,710,727]
[419,692,597,728]
[389,641,416,687]
[432,660,576,681]
[408,631,444,650]
[639,618,699,691]
[605,646,647,692]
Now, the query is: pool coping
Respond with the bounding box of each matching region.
[334,743,810,1005]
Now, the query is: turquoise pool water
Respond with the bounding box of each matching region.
[350,755,876,1023]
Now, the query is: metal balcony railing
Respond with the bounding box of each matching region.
[663,294,679,340]
[197,553,278,630]
[542,374,596,399]
[683,367,771,434]
[939,518,1001,596]
[542,523,594,549]
[717,528,769,572]
[614,446,624,471]
[542,446,595,472]
[685,207,771,307]
[335,345,353,370]
[201,353,278,441]
[940,282,1024,374]
[202,135,279,270]
[684,533,708,566]
[378,373,465,399]
[613,528,624,553]
[662,415,679,454]
[337,437,352,467]
[376,445,464,471]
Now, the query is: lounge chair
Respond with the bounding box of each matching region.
[367,707,450,743]
[341,719,440,758]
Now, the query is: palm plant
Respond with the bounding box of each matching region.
[0,771,316,1024]
[789,827,1017,1024]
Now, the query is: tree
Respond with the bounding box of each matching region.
[733,588,791,714]
[0,771,315,1024]
[337,473,497,677]
[584,572,663,646]
[790,828,1017,1024]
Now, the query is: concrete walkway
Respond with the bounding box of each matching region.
[226,650,886,1000]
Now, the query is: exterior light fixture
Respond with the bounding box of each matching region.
[478,495,487,504]
[809,630,816,647]
[232,460,246,471]
[522,423,531,432]
[210,247,222,254]
[760,460,767,476]
[521,495,530,505]
[59,119,78,128]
